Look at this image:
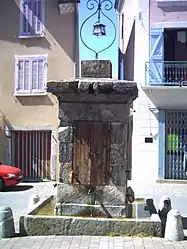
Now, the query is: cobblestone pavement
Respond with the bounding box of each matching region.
[1,236,187,249]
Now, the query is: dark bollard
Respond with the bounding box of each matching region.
[158,196,172,237]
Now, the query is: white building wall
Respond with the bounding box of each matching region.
[131,0,159,196]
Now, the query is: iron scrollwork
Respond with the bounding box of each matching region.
[80,0,117,59]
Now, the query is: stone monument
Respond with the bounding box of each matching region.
[47,60,138,218]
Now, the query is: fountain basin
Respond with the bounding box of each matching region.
[19,196,162,237]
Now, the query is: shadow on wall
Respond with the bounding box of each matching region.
[0,127,4,161]
[0,110,13,164]
[159,6,187,12]
[15,95,55,106]
[0,0,74,61]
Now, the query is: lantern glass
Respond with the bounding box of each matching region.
[93,23,106,37]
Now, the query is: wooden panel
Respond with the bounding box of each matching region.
[11,130,51,180]
[90,122,109,185]
[73,121,110,186]
[73,122,91,185]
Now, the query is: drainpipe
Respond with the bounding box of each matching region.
[149,0,150,57]
[117,12,121,80]
[73,2,77,79]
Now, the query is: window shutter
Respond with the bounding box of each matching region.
[15,56,47,95]
[17,60,24,92]
[31,57,46,93]
[24,60,30,91]
[27,1,33,35]
[21,2,28,35]
[149,28,164,85]
[36,0,44,35]
[15,59,30,94]
[38,58,45,91]
[31,59,38,90]
[20,0,44,36]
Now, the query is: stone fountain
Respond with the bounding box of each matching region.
[19,61,162,237]
[47,63,138,218]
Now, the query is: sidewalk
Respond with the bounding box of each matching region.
[1,236,187,249]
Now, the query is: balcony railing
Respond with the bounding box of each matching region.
[145,61,187,86]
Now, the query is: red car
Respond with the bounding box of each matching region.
[0,163,23,191]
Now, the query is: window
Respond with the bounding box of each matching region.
[15,55,47,95]
[20,0,45,37]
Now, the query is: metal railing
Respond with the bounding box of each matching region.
[145,61,187,86]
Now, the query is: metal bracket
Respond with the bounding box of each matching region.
[149,106,159,114]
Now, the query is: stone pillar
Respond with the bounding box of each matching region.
[81,60,112,78]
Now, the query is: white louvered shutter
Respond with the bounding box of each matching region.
[38,58,46,91]
[22,1,28,35]
[20,0,44,36]
[31,59,38,91]
[15,59,30,94]
[31,57,46,93]
[36,0,44,35]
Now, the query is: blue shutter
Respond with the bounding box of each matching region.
[149,28,164,85]
[158,110,165,179]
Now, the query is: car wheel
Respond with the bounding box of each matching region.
[0,178,5,191]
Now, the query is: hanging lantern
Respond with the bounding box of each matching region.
[93,22,106,37]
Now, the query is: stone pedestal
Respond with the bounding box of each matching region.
[47,79,138,218]
[165,209,184,241]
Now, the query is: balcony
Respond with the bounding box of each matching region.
[156,0,187,8]
[143,61,187,109]
[145,61,187,86]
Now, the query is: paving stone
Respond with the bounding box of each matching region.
[3,236,187,248]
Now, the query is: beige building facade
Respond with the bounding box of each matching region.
[0,0,79,181]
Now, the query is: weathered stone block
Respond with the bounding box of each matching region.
[59,163,73,184]
[59,103,129,125]
[57,184,126,206]
[59,142,72,164]
[47,79,138,101]
[102,185,126,205]
[110,144,127,167]
[56,203,126,218]
[56,184,89,204]
[111,123,128,143]
[59,126,73,143]
[81,60,112,78]
[20,215,162,237]
[110,166,127,186]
